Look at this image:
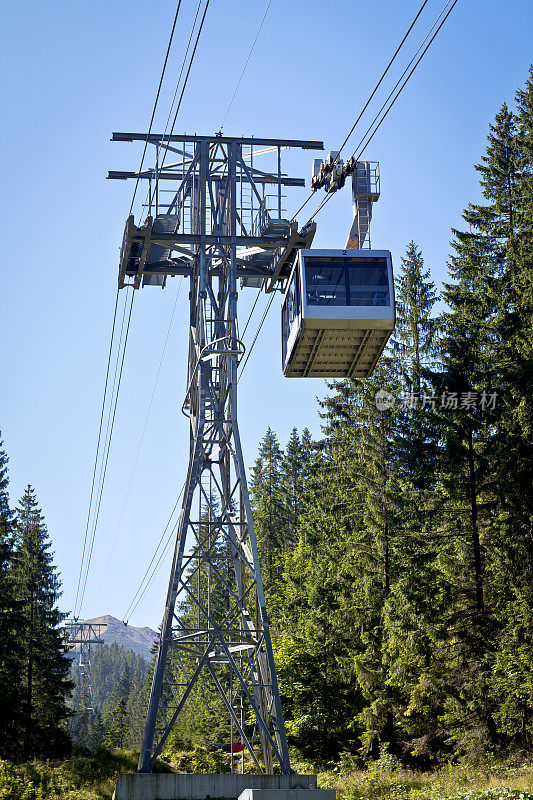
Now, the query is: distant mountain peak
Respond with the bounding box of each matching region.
[83,614,158,660]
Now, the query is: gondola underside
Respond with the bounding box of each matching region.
[283,320,391,379]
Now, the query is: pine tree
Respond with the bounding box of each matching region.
[107,664,132,713]
[392,242,439,489]
[13,485,73,759]
[171,503,235,748]
[126,673,151,748]
[281,428,307,545]
[275,378,381,759]
[0,435,14,556]
[250,428,286,590]
[435,104,520,624]
[345,366,401,756]
[69,691,104,751]
[250,69,533,765]
[487,67,533,749]
[68,642,150,750]
[0,435,22,759]
[394,242,438,393]
[103,698,128,749]
[428,99,525,756]
[372,245,449,759]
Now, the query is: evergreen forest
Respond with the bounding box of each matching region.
[0,65,532,800]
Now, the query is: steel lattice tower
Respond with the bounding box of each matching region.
[110,132,323,774]
[63,620,105,714]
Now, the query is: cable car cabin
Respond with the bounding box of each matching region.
[282,249,395,378]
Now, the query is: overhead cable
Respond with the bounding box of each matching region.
[138,0,211,216]
[303,0,460,227]
[91,280,183,613]
[73,288,121,617]
[335,0,430,159]
[238,292,275,381]
[240,290,262,341]
[117,1,212,622]
[129,0,184,215]
[350,0,459,161]
[291,0,430,223]
[122,483,185,623]
[125,522,178,622]
[159,0,212,171]
[137,0,205,231]
[161,0,205,150]
[218,0,272,132]
[77,288,135,616]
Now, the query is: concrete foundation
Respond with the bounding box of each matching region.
[238,790,335,800]
[113,773,319,800]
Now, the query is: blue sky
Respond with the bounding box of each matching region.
[1,0,532,629]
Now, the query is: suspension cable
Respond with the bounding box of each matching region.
[122,483,185,623]
[336,0,430,159]
[91,279,183,613]
[218,0,272,132]
[302,0,460,228]
[238,292,275,381]
[77,288,135,617]
[115,3,213,622]
[129,1,184,216]
[139,0,211,218]
[293,0,458,226]
[73,288,120,617]
[350,0,459,161]
[125,521,178,623]
[136,0,205,229]
[240,290,262,341]
[161,0,204,147]
[159,0,212,172]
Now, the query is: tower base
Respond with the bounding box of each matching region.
[113,773,326,800]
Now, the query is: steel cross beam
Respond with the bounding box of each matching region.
[112,131,321,290]
[111,133,322,774]
[111,131,323,149]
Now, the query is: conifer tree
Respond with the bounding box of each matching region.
[0,435,13,556]
[251,428,286,590]
[487,67,533,749]
[394,242,438,393]
[346,366,401,756]
[495,72,533,553]
[437,99,522,617]
[281,428,306,545]
[104,698,128,749]
[429,99,526,755]
[171,503,234,747]
[126,673,151,748]
[275,380,376,759]
[0,435,22,759]
[392,242,439,489]
[107,663,132,713]
[68,642,150,750]
[272,68,533,764]
[70,692,104,751]
[13,485,72,759]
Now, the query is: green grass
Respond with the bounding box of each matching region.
[0,748,171,800]
[1,750,533,800]
[314,759,533,800]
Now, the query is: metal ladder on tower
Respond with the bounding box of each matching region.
[345,161,380,249]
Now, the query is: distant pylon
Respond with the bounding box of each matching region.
[63,619,105,714]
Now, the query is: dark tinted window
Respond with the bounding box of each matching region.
[348,262,389,306]
[304,256,390,307]
[305,260,347,306]
[282,269,301,364]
